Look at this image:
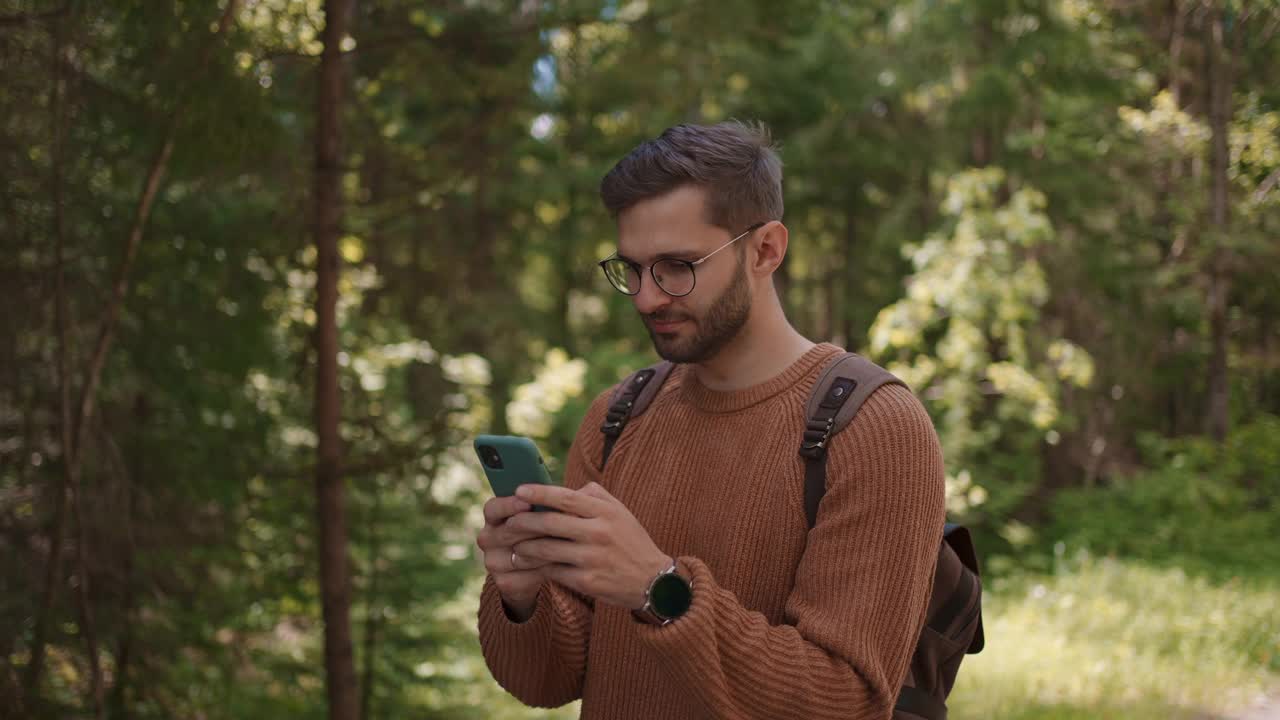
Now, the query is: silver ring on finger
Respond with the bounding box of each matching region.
[510,550,519,571]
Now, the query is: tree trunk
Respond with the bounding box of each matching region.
[107,394,146,719]
[314,1,360,719]
[1205,2,1232,442]
[33,13,105,714]
[28,15,73,704]
[1158,0,1186,435]
[972,9,994,168]
[1169,0,1185,107]
[359,480,383,720]
[26,4,242,705]
[555,28,583,356]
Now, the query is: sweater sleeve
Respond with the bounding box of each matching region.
[476,577,593,707]
[634,384,946,720]
[475,388,614,707]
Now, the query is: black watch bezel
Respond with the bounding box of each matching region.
[649,569,693,620]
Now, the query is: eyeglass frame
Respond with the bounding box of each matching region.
[598,221,767,298]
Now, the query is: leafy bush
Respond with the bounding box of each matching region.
[1046,415,1280,583]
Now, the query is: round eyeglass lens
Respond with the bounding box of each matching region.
[653,259,695,296]
[602,258,641,295]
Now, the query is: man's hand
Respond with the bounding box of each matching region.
[507,482,670,611]
[475,495,553,621]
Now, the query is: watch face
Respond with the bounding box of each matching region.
[650,572,692,619]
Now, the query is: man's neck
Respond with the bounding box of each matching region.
[691,299,814,392]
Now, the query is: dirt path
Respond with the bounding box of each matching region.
[1207,689,1280,720]
[1233,696,1280,720]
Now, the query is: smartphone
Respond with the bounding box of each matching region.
[473,434,558,511]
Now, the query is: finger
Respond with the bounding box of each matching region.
[492,569,543,592]
[484,548,552,574]
[483,495,533,526]
[487,521,551,549]
[513,538,588,567]
[516,484,609,517]
[540,562,592,595]
[508,552,551,571]
[475,526,496,551]
[476,517,529,550]
[483,549,512,574]
[476,521,520,552]
[577,482,616,502]
[491,514,581,547]
[504,509,594,542]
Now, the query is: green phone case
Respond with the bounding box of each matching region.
[473,435,557,510]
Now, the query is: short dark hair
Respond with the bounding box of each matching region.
[599,120,783,232]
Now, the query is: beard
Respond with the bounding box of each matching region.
[644,259,752,364]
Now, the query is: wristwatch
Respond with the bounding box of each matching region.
[633,557,693,626]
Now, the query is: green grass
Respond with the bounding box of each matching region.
[948,555,1280,719]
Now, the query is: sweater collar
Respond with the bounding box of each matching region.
[676,343,842,414]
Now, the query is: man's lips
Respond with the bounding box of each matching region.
[648,317,688,333]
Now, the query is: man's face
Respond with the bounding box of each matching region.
[615,186,754,364]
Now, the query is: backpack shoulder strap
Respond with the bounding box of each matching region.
[599,360,675,469]
[799,352,905,529]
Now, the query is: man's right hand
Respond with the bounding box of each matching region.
[476,494,552,622]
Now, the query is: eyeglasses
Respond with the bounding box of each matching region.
[598,222,766,297]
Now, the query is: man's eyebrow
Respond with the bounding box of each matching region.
[616,249,700,263]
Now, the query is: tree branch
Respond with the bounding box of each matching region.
[0,4,69,28]
[71,0,241,461]
[1253,167,1280,204]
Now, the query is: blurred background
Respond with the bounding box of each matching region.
[2,0,1279,718]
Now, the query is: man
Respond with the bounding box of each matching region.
[474,121,944,719]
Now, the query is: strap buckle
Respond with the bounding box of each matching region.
[600,399,634,436]
[799,417,835,457]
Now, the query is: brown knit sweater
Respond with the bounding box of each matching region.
[478,343,945,719]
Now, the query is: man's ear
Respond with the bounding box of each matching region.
[750,221,788,277]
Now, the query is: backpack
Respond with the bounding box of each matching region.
[598,352,984,720]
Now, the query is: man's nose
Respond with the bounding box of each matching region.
[632,273,672,316]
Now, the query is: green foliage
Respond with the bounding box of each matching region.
[3,0,1279,717]
[1047,415,1280,584]
[870,167,1094,523]
[539,341,655,472]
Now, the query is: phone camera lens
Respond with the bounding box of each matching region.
[479,445,503,469]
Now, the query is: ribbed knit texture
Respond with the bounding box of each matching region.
[477,343,946,719]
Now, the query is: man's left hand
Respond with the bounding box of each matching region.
[506,482,670,611]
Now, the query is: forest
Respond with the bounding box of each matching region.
[1,0,1278,718]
